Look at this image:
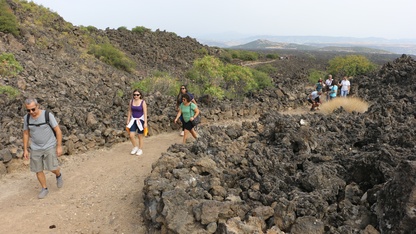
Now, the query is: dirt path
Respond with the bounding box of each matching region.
[0,132,182,234]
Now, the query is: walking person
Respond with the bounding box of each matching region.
[329,84,338,100]
[325,74,334,101]
[176,85,197,136]
[126,89,148,156]
[23,98,63,199]
[174,94,200,144]
[340,76,351,97]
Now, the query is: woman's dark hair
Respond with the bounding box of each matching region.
[182,93,191,102]
[178,85,188,94]
[132,89,143,98]
[177,85,188,105]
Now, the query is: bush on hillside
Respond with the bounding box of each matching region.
[308,69,326,84]
[266,53,279,59]
[327,55,377,77]
[252,69,273,89]
[223,64,257,99]
[0,85,20,98]
[117,26,128,31]
[231,50,259,61]
[88,43,135,73]
[0,0,19,36]
[132,26,151,34]
[187,56,273,100]
[0,52,23,77]
[132,71,179,97]
[255,64,277,75]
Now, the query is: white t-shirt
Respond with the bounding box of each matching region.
[310,91,320,100]
[325,79,333,86]
[340,80,350,91]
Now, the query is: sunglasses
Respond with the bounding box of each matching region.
[26,108,36,113]
[133,94,140,96]
[180,88,186,90]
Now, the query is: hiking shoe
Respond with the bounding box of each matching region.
[38,188,49,199]
[180,131,184,136]
[130,147,139,155]
[56,173,63,188]
[136,149,143,156]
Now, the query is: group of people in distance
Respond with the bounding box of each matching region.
[307,74,351,111]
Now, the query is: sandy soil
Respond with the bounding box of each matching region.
[0,132,183,234]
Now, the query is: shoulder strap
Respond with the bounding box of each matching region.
[45,110,50,123]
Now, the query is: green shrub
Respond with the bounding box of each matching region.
[117,26,128,31]
[327,55,377,76]
[204,86,225,100]
[190,55,224,89]
[252,70,273,89]
[88,43,135,73]
[0,0,19,36]
[132,72,179,96]
[0,52,23,77]
[223,64,257,99]
[0,85,20,98]
[230,50,259,61]
[266,53,279,59]
[132,26,151,34]
[255,64,277,75]
[187,55,273,100]
[308,69,326,84]
[83,25,98,32]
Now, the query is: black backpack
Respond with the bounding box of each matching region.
[26,110,56,136]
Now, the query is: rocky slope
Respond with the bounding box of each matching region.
[143,55,416,233]
[1,1,415,233]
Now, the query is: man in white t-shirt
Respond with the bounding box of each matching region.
[307,91,322,111]
[340,76,350,97]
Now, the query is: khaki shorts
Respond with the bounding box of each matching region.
[30,147,59,172]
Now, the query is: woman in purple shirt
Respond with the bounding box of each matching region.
[126,89,148,156]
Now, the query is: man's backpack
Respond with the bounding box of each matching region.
[26,110,56,136]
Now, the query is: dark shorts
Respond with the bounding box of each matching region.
[183,121,194,131]
[307,97,320,104]
[129,120,144,134]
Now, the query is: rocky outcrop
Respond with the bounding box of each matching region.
[142,56,416,233]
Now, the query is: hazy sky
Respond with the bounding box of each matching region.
[31,0,415,40]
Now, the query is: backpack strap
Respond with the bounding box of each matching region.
[26,110,56,136]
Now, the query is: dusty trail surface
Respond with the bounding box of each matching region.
[0,132,182,234]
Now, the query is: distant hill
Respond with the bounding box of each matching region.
[197,35,416,55]
[227,39,393,54]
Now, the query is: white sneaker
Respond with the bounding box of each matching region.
[180,131,184,136]
[130,147,139,155]
[136,149,143,156]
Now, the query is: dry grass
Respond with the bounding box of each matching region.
[319,97,369,114]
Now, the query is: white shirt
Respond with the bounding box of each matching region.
[340,80,350,91]
[325,79,333,86]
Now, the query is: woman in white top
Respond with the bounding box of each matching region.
[340,76,351,97]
